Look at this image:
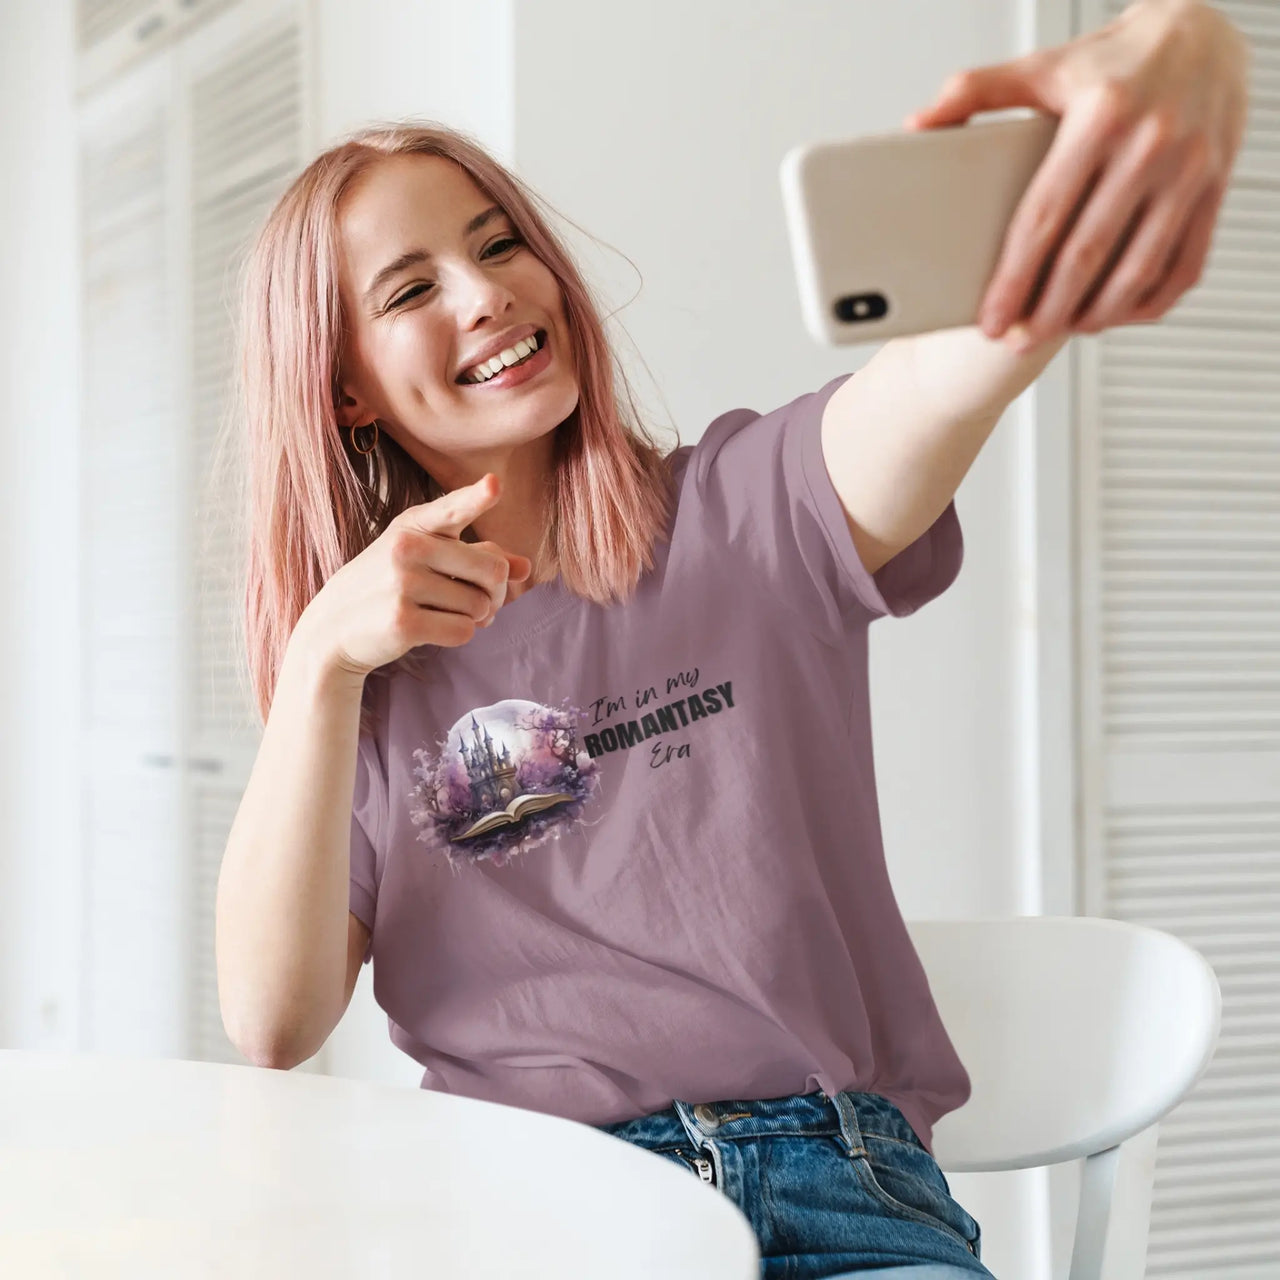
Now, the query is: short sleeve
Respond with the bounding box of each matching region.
[349,734,383,966]
[689,372,964,639]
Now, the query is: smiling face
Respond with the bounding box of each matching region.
[333,152,579,485]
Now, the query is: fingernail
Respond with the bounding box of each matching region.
[1004,323,1033,353]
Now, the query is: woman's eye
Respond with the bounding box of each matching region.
[389,284,429,309]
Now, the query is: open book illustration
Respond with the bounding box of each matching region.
[455,790,577,841]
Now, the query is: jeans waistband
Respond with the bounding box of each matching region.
[595,1089,921,1157]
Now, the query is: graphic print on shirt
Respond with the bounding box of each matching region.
[407,698,601,869]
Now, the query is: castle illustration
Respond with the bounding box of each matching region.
[460,713,520,812]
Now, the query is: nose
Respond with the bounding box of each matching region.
[449,260,518,330]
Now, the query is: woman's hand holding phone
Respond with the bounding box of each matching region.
[904,0,1249,350]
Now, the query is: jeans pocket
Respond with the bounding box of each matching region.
[852,1134,982,1258]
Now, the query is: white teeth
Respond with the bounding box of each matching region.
[464,333,541,383]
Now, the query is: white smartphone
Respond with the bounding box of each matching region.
[779,112,1060,345]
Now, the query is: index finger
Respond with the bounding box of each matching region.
[399,473,501,540]
[980,101,1119,336]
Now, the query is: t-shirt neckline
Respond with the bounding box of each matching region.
[467,571,576,646]
[450,446,688,650]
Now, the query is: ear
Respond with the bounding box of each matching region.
[333,385,374,432]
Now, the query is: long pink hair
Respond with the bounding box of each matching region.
[222,121,678,739]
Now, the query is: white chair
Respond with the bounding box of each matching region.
[906,915,1222,1280]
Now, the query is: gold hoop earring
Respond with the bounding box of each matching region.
[350,421,379,455]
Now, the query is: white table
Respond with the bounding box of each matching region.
[0,1050,758,1278]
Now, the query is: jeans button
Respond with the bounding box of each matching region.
[692,1103,720,1129]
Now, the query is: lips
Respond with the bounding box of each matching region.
[456,329,552,391]
[455,325,543,384]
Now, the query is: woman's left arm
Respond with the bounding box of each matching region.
[823,0,1250,577]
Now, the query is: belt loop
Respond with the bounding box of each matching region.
[830,1090,867,1159]
[671,1099,706,1148]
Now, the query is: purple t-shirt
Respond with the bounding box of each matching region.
[348,371,970,1154]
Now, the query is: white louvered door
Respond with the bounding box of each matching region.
[78,55,188,1056]
[1076,2,1280,1276]
[178,4,313,1066]
[76,0,313,1066]
[77,0,155,47]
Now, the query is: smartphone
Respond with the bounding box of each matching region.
[779,112,1060,345]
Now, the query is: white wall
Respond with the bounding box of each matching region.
[0,2,1065,1276]
[309,0,514,162]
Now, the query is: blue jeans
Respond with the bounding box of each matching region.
[595,1089,995,1280]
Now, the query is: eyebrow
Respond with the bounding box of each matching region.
[361,206,507,309]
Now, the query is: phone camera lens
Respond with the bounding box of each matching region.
[834,293,888,324]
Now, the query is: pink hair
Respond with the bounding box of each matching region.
[220,120,678,739]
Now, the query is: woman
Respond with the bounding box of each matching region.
[214,2,1247,1276]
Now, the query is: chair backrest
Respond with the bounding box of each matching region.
[906,916,1221,1173]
